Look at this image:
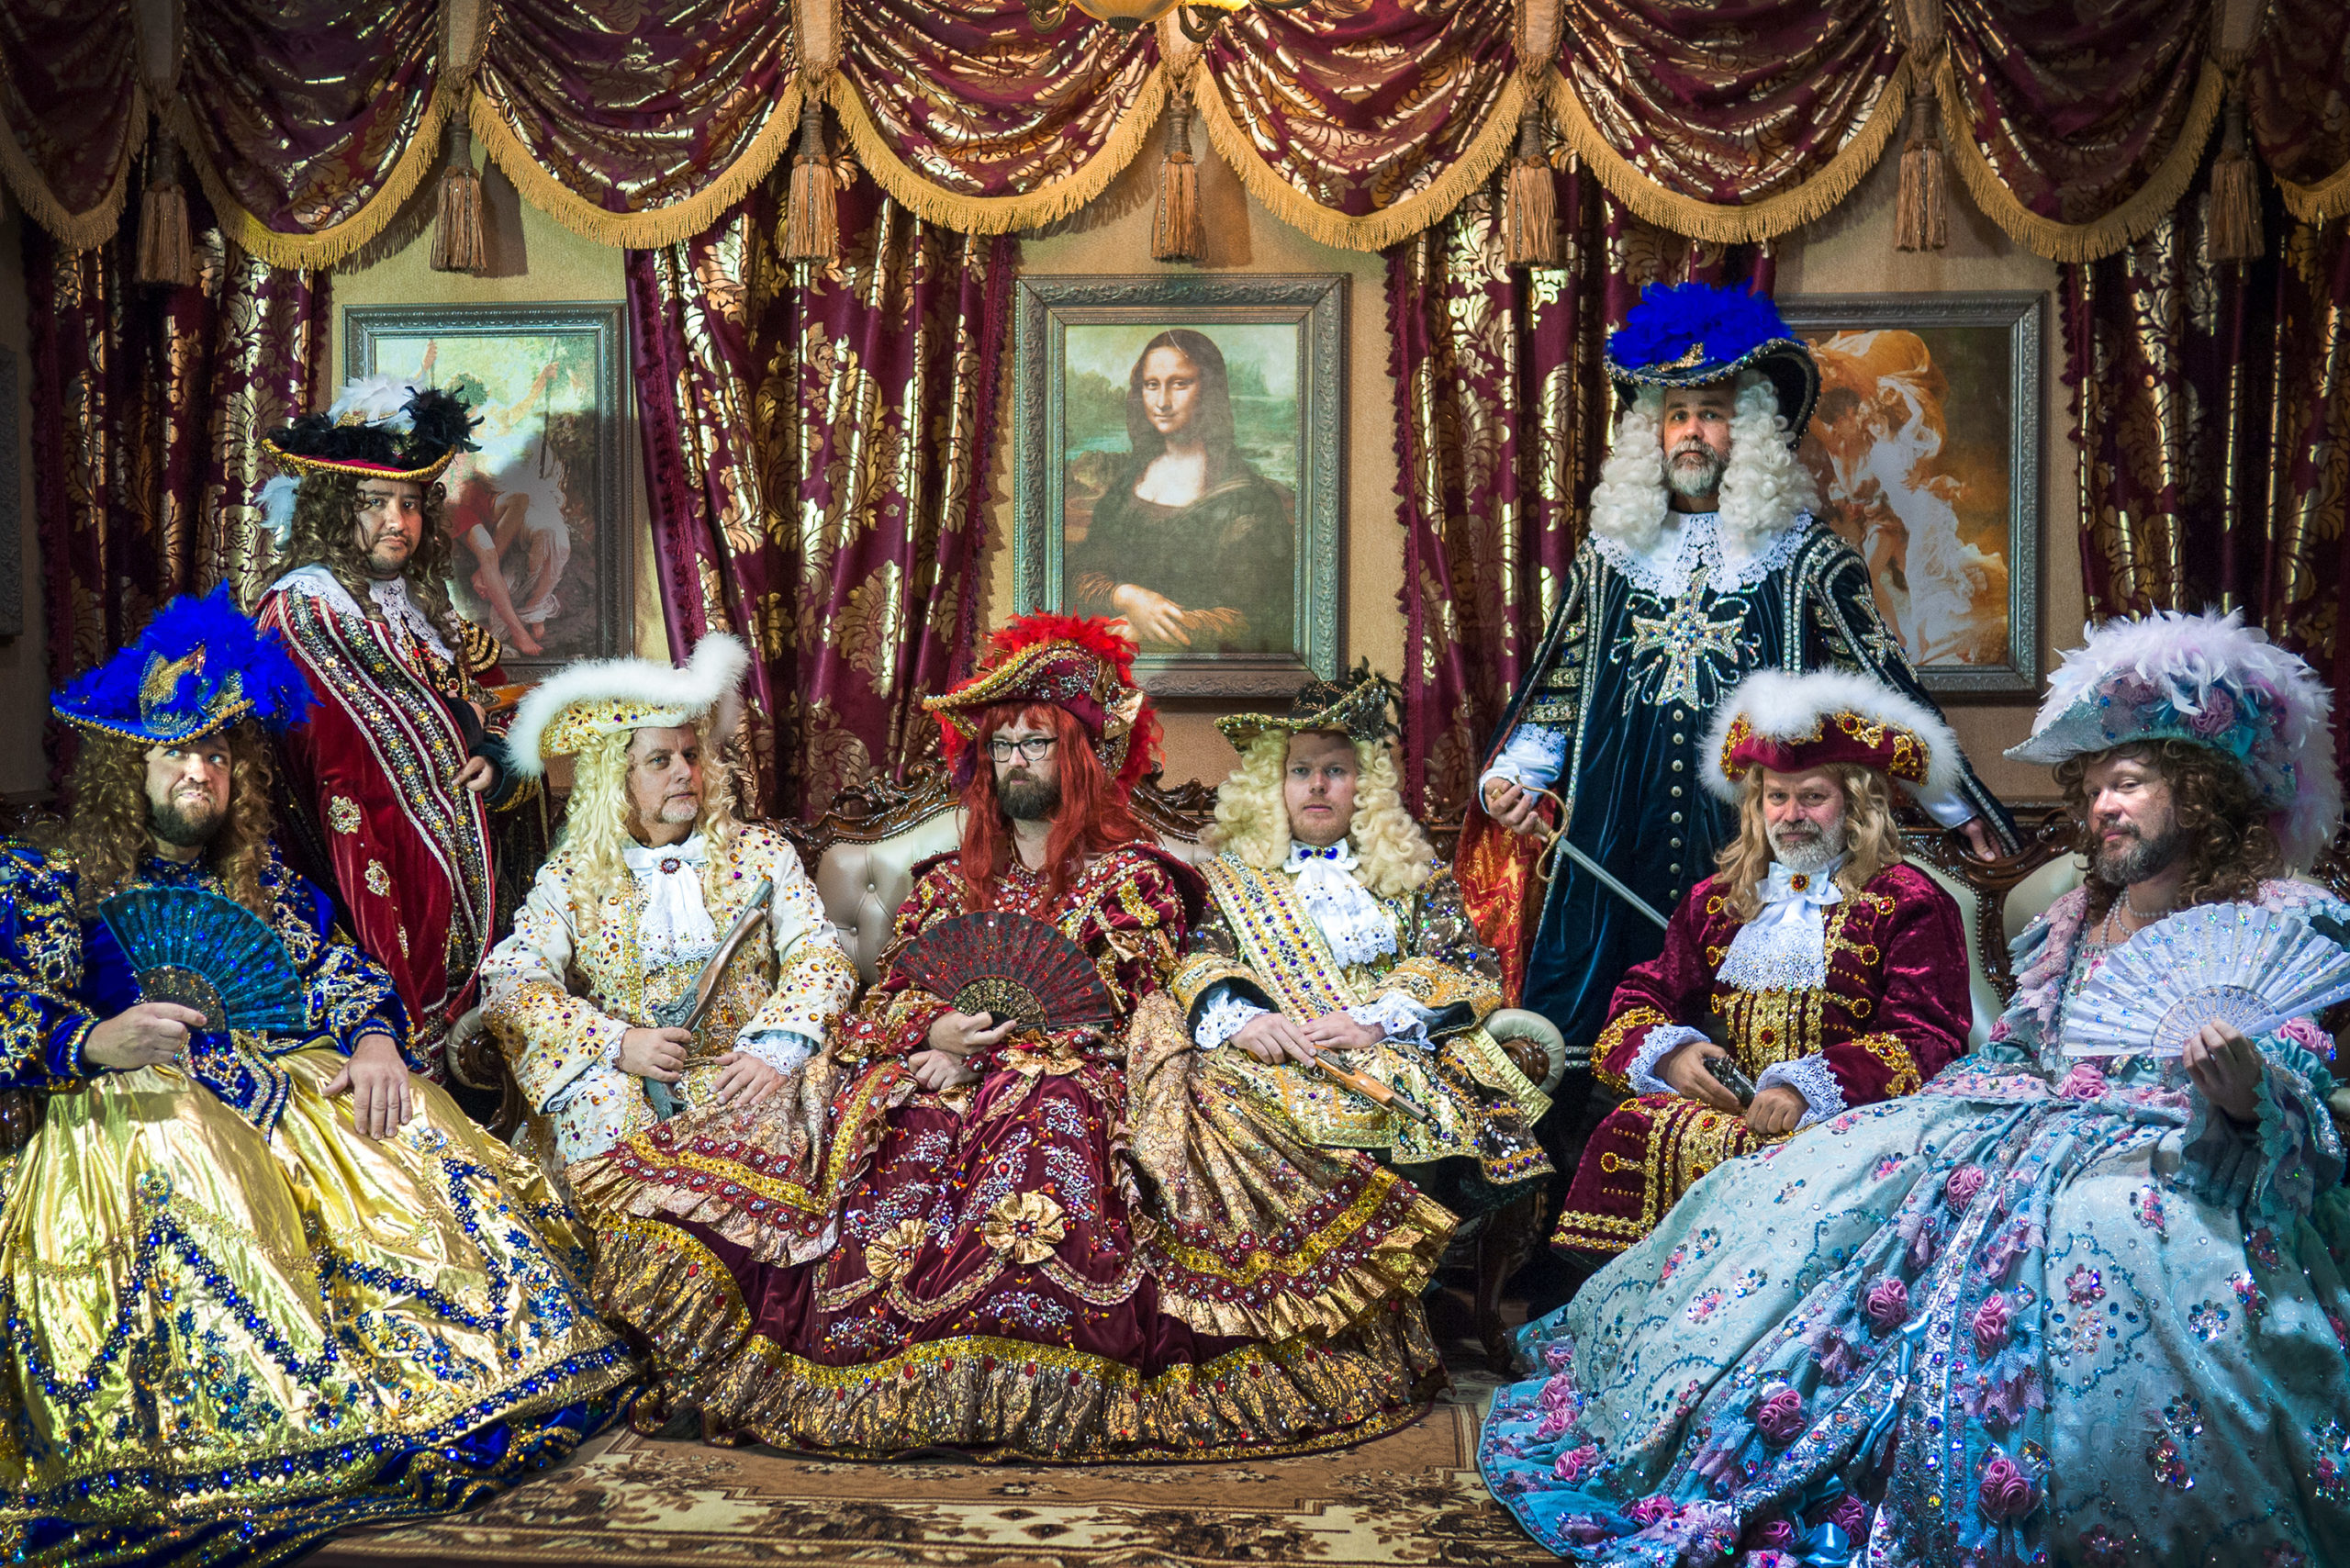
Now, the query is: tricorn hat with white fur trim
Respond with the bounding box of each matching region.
[1703,668,1962,803]
[505,633,749,779]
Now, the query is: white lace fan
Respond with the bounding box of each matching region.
[2064,905,2350,1057]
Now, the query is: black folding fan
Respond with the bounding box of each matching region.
[896,911,1112,1033]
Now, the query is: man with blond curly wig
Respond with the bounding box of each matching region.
[1178,666,1552,1215]
[481,633,856,1172]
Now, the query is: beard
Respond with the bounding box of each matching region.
[1771,812,1848,874]
[151,793,225,848]
[1664,442,1728,499]
[999,772,1061,823]
[2094,816,2184,886]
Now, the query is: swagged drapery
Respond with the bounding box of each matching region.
[24,188,326,773]
[1388,167,1772,818]
[7,0,2349,268]
[629,171,1014,818]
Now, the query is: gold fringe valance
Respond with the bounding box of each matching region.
[2277,159,2350,224]
[822,68,1168,237]
[1541,58,1913,246]
[0,94,144,253]
[169,88,453,271]
[1191,69,1525,255]
[472,78,807,252]
[1935,52,2228,264]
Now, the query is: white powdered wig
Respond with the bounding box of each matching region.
[1586,372,1818,560]
[505,632,749,779]
[1701,667,1963,804]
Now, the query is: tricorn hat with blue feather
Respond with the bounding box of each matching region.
[52,587,312,745]
[1605,281,1818,444]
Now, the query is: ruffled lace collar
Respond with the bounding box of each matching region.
[1283,839,1397,969]
[1589,510,1811,601]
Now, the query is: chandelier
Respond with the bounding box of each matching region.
[1023,0,1317,38]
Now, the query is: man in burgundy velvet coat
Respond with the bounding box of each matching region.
[1551,668,1972,1262]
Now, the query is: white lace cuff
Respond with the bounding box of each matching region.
[1756,1054,1848,1127]
[1194,985,1269,1049]
[1629,1025,1710,1096]
[599,1028,624,1070]
[1476,724,1569,797]
[733,1028,818,1077]
[1350,991,1437,1049]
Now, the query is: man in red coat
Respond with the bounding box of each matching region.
[1550,667,1973,1261]
[252,377,531,1078]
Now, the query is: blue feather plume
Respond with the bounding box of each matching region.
[52,586,313,740]
[1608,281,1795,375]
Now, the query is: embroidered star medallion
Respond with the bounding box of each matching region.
[1624,572,1749,711]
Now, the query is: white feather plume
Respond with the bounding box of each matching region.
[1702,667,1963,803]
[256,474,301,548]
[506,633,751,779]
[326,375,420,433]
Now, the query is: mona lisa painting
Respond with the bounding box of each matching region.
[1013,275,1344,697]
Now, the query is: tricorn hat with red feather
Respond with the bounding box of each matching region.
[1703,668,1961,803]
[925,613,1159,793]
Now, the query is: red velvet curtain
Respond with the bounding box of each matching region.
[26,185,327,774]
[1388,165,1771,818]
[629,163,1015,817]
[2063,176,2350,776]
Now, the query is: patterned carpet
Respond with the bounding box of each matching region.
[309,1371,1541,1568]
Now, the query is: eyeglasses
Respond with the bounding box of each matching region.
[987,736,1058,762]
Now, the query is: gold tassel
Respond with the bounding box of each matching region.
[1501,103,1556,267]
[783,98,836,263]
[135,132,196,289]
[1151,86,1202,263]
[2208,89,2263,266]
[431,117,486,274]
[1896,90,1948,252]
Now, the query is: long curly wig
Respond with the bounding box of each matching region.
[270,470,463,644]
[1587,373,1818,561]
[1207,731,1436,900]
[65,725,277,917]
[1713,762,1905,921]
[2055,739,2283,921]
[554,723,746,915]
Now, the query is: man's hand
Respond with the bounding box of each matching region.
[927,1011,1016,1058]
[908,1048,980,1092]
[619,1025,691,1083]
[1744,1084,1807,1137]
[1481,778,1546,839]
[1957,815,1997,859]
[1301,1012,1384,1051]
[1657,1039,1742,1112]
[1232,1012,1320,1065]
[1111,584,1192,647]
[83,1002,208,1070]
[2183,1021,2264,1126]
[454,756,496,794]
[710,1049,787,1109]
[325,1034,415,1140]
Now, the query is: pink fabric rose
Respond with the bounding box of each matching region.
[1863,1277,1910,1331]
[2188,689,2237,736]
[1754,1387,1807,1446]
[1944,1165,1987,1207]
[1552,1442,1600,1483]
[1977,1457,2038,1519]
[1971,1293,2014,1353]
[2057,1063,2109,1101]
[1626,1495,1681,1527]
[1743,1517,1798,1551]
[2277,1015,2333,1058]
[1826,1495,1870,1536]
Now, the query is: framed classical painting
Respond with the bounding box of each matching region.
[1013,274,1345,697]
[1778,293,2042,693]
[344,303,629,678]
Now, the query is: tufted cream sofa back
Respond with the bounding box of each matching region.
[811,805,1215,985]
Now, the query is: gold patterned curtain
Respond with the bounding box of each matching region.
[2064,179,2350,773]
[628,164,1015,815]
[26,186,327,772]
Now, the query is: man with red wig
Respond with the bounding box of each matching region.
[573,614,1455,1461]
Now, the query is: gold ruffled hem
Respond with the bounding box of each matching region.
[593,1217,1444,1463]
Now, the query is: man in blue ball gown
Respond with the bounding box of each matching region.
[1479,609,2350,1567]
[0,589,632,1568]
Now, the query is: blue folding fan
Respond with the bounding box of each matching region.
[98,887,306,1034]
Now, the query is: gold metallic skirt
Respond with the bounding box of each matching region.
[0,1050,635,1567]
